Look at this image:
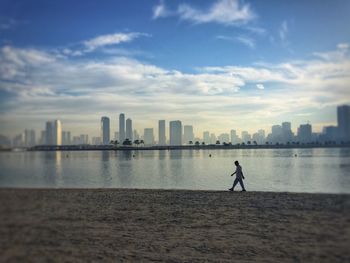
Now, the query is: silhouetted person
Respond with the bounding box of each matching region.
[229,160,246,191]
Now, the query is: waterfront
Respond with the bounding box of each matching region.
[1,148,349,193]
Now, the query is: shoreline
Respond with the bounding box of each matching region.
[2,144,350,152]
[1,188,349,262]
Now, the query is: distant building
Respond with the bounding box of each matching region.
[218,133,230,143]
[80,134,89,144]
[184,125,194,144]
[210,133,217,144]
[321,126,338,142]
[144,128,154,145]
[126,118,133,141]
[45,121,53,145]
[24,129,36,147]
[101,116,110,145]
[158,120,166,145]
[13,133,24,147]
[282,122,294,143]
[62,131,71,145]
[297,124,312,143]
[241,131,251,143]
[53,120,62,146]
[169,121,182,146]
[203,131,210,144]
[92,137,101,145]
[119,113,125,143]
[337,105,350,141]
[0,134,11,148]
[230,129,240,144]
[72,136,81,145]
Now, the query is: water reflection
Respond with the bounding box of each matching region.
[0,148,349,193]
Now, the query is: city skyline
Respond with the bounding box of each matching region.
[0,0,350,137]
[2,104,349,147]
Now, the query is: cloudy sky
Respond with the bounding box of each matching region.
[0,0,350,138]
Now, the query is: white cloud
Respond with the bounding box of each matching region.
[153,0,255,26]
[83,32,150,52]
[152,0,170,19]
[216,35,255,48]
[1,44,349,137]
[256,84,264,90]
[279,21,288,41]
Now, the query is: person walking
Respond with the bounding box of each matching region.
[229,160,246,191]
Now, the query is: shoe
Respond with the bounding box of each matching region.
[242,189,246,192]
[228,188,233,191]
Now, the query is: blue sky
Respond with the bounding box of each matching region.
[0,0,350,138]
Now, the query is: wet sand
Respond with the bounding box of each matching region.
[0,189,349,262]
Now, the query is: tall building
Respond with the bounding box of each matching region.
[101,117,110,145]
[203,131,210,144]
[230,129,240,144]
[53,120,62,146]
[144,128,154,145]
[169,120,182,145]
[114,132,119,141]
[39,130,46,145]
[119,113,125,143]
[218,133,230,143]
[24,129,36,147]
[282,122,293,143]
[297,124,312,143]
[337,105,350,141]
[92,137,101,145]
[158,120,166,145]
[270,125,283,143]
[126,118,133,141]
[62,131,71,145]
[45,121,53,145]
[80,134,89,144]
[241,131,251,143]
[210,133,217,144]
[183,125,194,144]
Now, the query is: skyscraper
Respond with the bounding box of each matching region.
[203,131,210,144]
[337,105,350,141]
[230,129,239,144]
[144,128,154,145]
[62,131,71,145]
[24,129,36,147]
[282,122,293,143]
[101,116,110,145]
[183,125,194,144]
[169,120,182,145]
[45,121,53,145]
[119,113,125,143]
[158,120,166,145]
[126,118,133,141]
[53,120,62,145]
[297,124,312,143]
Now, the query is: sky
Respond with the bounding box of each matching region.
[0,0,350,138]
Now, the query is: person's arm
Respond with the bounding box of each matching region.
[231,171,236,176]
[242,170,245,179]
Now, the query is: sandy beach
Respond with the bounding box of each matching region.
[0,189,349,262]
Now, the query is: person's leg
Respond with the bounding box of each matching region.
[239,178,246,191]
[232,178,239,189]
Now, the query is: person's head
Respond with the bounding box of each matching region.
[234,160,239,166]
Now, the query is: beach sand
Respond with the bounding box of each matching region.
[0,189,349,262]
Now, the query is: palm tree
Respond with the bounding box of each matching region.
[216,140,221,145]
[195,141,200,146]
[188,140,193,145]
[140,140,144,147]
[134,139,140,147]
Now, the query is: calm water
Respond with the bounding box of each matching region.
[0,148,350,193]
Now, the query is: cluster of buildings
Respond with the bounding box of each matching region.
[1,105,349,148]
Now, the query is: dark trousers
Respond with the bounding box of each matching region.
[233,178,245,190]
